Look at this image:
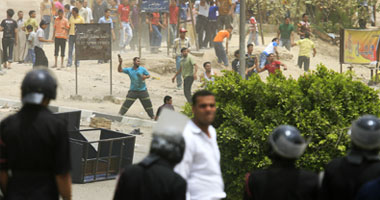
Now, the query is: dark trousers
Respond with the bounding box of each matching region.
[2,38,14,63]
[298,56,310,71]
[34,46,48,67]
[196,15,209,48]
[208,20,217,47]
[183,76,194,103]
[119,90,154,119]
[217,15,232,31]
[54,38,66,57]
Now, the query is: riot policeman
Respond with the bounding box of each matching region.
[113,109,188,200]
[320,115,380,200]
[0,69,71,200]
[244,125,319,200]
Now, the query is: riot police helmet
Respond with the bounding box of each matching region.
[269,125,308,159]
[349,115,380,150]
[21,69,57,105]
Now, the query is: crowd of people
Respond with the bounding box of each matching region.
[2,68,380,200]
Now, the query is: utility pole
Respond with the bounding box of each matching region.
[239,0,246,79]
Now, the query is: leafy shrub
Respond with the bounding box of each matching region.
[183,64,380,199]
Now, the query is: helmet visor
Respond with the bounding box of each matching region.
[270,134,308,159]
[22,93,44,105]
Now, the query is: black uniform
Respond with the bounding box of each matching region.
[244,160,319,200]
[320,150,380,200]
[114,156,187,200]
[0,105,70,200]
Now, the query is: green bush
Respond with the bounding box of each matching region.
[183,64,380,200]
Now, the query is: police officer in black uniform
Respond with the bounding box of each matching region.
[244,125,319,200]
[0,69,72,200]
[320,115,380,200]
[113,109,187,200]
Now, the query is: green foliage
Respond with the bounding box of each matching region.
[183,64,380,200]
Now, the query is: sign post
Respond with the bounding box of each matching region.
[75,23,112,95]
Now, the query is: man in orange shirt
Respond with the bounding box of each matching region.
[213,25,233,66]
[149,12,164,54]
[52,9,69,69]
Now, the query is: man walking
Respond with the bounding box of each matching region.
[173,28,191,89]
[277,17,294,51]
[292,32,316,72]
[172,48,198,103]
[67,7,84,67]
[118,0,133,52]
[14,11,27,64]
[118,56,154,119]
[175,90,226,200]
[52,9,69,69]
[0,9,18,69]
[34,20,54,67]
[298,13,311,39]
[195,0,210,49]
[168,0,179,47]
[208,1,218,48]
[213,25,233,66]
[0,69,72,200]
[216,0,234,30]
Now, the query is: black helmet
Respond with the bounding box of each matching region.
[349,115,380,150]
[150,109,189,166]
[269,125,307,159]
[21,69,57,105]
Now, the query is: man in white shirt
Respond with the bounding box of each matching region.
[194,0,209,49]
[83,0,93,23]
[175,90,226,200]
[258,37,279,69]
[76,0,89,23]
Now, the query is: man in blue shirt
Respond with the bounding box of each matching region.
[118,56,154,119]
[207,1,218,48]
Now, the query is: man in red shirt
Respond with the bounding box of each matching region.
[256,53,287,75]
[118,0,133,52]
[168,0,179,46]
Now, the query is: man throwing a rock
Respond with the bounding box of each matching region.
[118,56,154,119]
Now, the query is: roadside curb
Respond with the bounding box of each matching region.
[0,98,156,127]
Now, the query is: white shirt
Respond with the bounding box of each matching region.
[85,7,93,23]
[175,120,226,200]
[28,31,36,48]
[263,41,278,55]
[195,0,210,17]
[35,28,45,48]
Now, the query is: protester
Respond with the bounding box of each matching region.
[175,90,226,200]
[172,48,198,103]
[169,0,179,47]
[320,115,380,200]
[83,0,93,23]
[217,0,234,30]
[201,61,217,84]
[24,10,39,31]
[118,56,155,119]
[129,0,139,51]
[118,0,133,52]
[52,9,69,69]
[245,43,258,78]
[277,16,294,51]
[0,69,72,200]
[154,96,175,121]
[40,0,53,39]
[291,32,316,72]
[98,9,116,63]
[256,53,287,75]
[258,38,279,69]
[298,13,311,39]
[76,0,89,23]
[67,7,84,67]
[34,20,54,67]
[213,25,233,66]
[114,109,187,200]
[195,0,210,49]
[13,11,27,64]
[244,125,318,200]
[149,12,163,53]
[247,15,259,46]
[208,1,218,48]
[231,49,240,73]
[25,25,36,65]
[173,28,191,89]
[179,0,189,27]
[93,0,108,23]
[0,9,18,70]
